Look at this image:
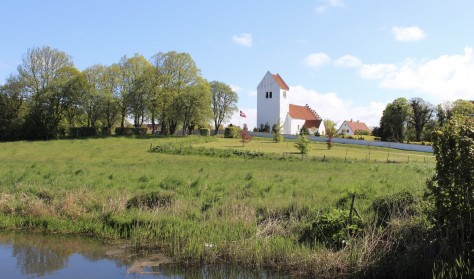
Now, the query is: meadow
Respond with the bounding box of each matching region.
[0,136,436,277]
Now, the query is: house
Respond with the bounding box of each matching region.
[336,120,370,136]
[257,71,325,135]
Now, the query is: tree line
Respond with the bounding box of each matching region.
[0,46,238,141]
[373,97,474,142]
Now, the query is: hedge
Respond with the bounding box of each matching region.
[115,127,148,136]
[69,127,98,137]
[224,126,241,138]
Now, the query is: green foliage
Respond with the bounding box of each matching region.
[299,127,310,136]
[355,130,370,136]
[259,123,270,133]
[271,121,283,143]
[210,81,238,135]
[224,126,241,138]
[426,117,473,258]
[294,134,311,155]
[379,97,412,142]
[198,128,210,136]
[115,127,147,135]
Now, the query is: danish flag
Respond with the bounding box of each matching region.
[239,110,247,117]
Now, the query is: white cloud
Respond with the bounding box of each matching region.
[304,53,331,67]
[392,26,427,42]
[232,33,253,47]
[335,55,362,68]
[289,85,385,127]
[359,47,474,102]
[316,0,346,13]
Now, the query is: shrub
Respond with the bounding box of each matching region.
[258,123,270,133]
[314,131,320,137]
[355,130,370,135]
[299,127,310,136]
[224,126,241,138]
[115,127,147,136]
[198,128,210,136]
[294,134,311,156]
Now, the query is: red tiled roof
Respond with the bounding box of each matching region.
[272,74,289,91]
[303,119,323,129]
[345,120,370,133]
[289,104,321,120]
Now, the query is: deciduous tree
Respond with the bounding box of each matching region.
[210,81,238,135]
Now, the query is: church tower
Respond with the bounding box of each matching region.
[256,71,290,131]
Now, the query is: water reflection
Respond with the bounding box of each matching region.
[0,232,293,278]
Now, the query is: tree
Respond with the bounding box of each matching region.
[409,97,433,142]
[17,46,76,139]
[324,119,337,149]
[295,134,311,158]
[272,120,283,143]
[379,97,411,142]
[448,99,474,119]
[426,117,473,262]
[0,75,26,141]
[116,54,152,128]
[152,51,201,135]
[210,81,238,135]
[240,124,252,147]
[175,78,212,135]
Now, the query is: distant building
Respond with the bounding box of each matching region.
[337,120,370,136]
[257,71,325,135]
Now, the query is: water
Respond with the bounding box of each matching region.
[0,232,292,278]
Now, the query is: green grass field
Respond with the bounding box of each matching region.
[0,136,436,277]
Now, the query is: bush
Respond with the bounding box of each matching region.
[198,128,210,136]
[115,127,147,136]
[69,127,98,138]
[355,130,370,135]
[314,131,320,137]
[299,127,310,136]
[224,126,241,138]
[374,137,381,141]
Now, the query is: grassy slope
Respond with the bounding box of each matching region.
[0,136,436,275]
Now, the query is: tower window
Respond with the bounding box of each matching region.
[269,91,272,98]
[283,91,286,98]
[266,92,268,98]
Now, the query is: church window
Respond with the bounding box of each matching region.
[266,92,268,98]
[269,91,272,98]
[283,91,286,98]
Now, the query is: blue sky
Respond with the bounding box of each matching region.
[1,0,474,128]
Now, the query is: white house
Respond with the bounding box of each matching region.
[257,71,325,135]
[336,120,370,136]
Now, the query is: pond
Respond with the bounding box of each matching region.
[0,232,292,278]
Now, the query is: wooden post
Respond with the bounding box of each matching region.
[348,194,356,226]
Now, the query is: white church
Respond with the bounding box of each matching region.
[257,71,325,135]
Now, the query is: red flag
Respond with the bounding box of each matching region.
[240,110,246,117]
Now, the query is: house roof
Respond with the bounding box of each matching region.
[303,119,323,129]
[344,120,370,132]
[272,73,289,91]
[289,104,321,120]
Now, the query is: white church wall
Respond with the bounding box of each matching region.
[257,72,284,130]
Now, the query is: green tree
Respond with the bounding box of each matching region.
[426,117,473,263]
[379,97,412,142]
[210,81,238,135]
[0,75,26,141]
[409,97,434,142]
[324,119,337,149]
[295,134,311,158]
[272,120,283,143]
[175,78,212,135]
[152,51,201,135]
[18,46,76,139]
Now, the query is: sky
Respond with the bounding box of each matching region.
[1,0,474,129]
